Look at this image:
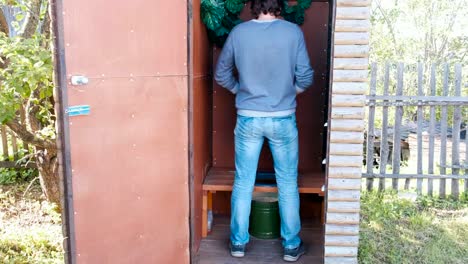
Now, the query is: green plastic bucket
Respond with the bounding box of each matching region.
[249,192,280,239]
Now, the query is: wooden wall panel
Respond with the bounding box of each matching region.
[191,0,212,253]
[62,0,187,78]
[191,75,211,252]
[324,0,371,263]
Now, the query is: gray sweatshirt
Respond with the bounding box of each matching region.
[215,19,314,117]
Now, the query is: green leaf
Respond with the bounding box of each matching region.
[15,12,24,21]
[201,0,225,31]
[225,0,245,14]
[282,0,295,14]
[295,10,305,25]
[215,26,229,37]
[283,5,296,14]
[33,61,44,68]
[222,13,239,29]
[282,11,295,23]
[201,0,313,46]
[298,0,312,10]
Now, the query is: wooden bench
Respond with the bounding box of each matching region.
[202,168,325,237]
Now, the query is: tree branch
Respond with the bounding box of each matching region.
[6,118,56,150]
[20,0,42,38]
[375,0,400,57]
[0,8,9,35]
[26,88,43,132]
[41,2,51,44]
[436,3,461,62]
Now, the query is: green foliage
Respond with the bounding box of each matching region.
[370,0,468,66]
[359,191,468,264]
[0,33,53,119]
[0,184,63,263]
[0,167,37,185]
[201,0,226,32]
[0,233,63,264]
[369,0,467,128]
[225,0,244,14]
[369,0,468,130]
[418,193,468,209]
[282,0,311,24]
[360,191,416,222]
[0,32,55,138]
[201,0,313,47]
[297,0,311,9]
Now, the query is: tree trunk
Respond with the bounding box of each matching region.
[35,147,61,211]
[20,0,42,38]
[0,9,9,35]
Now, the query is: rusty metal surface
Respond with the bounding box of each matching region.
[212,2,330,174]
[62,1,190,263]
[62,0,187,78]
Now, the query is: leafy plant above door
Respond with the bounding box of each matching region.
[201,0,313,47]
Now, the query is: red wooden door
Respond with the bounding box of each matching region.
[58,1,190,263]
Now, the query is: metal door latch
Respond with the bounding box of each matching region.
[71,75,89,85]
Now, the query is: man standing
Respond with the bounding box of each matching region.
[215,0,314,262]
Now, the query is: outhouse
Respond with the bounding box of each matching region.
[52,0,370,263]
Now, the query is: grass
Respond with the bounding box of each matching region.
[0,183,64,264]
[359,190,468,264]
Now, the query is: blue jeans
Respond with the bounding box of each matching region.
[230,114,301,249]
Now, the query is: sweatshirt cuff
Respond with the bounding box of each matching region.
[230,83,240,94]
[295,84,306,94]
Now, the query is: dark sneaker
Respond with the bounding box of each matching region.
[230,242,245,258]
[283,242,306,262]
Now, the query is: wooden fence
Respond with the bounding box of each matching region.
[0,124,35,169]
[363,62,467,199]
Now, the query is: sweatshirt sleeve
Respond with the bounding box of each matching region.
[294,29,314,91]
[215,33,239,94]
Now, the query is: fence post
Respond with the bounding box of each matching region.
[363,61,466,197]
[10,130,18,160]
[392,63,404,191]
[416,62,424,194]
[451,64,462,199]
[366,63,377,191]
[1,126,9,161]
[465,110,468,194]
[439,64,449,198]
[428,64,436,196]
[379,62,390,191]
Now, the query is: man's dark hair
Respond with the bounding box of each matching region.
[251,0,283,18]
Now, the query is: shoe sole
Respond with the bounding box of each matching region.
[283,251,305,262]
[231,252,245,258]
